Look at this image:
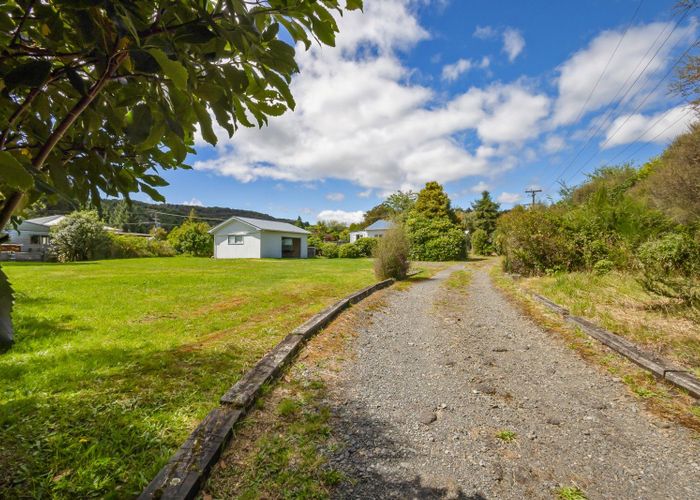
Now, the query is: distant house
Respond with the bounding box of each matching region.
[349,219,392,243]
[209,216,310,259]
[4,215,65,254]
[3,215,147,257]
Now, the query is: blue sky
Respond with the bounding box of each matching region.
[147,0,697,224]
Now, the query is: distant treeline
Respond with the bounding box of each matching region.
[32,199,296,234]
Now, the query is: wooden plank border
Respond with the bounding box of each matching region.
[526,290,700,399]
[139,277,396,500]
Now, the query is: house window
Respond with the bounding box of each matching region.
[356,234,363,240]
[41,235,50,245]
[228,235,244,245]
[282,237,294,250]
[30,235,39,244]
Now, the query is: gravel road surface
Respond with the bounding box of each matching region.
[326,264,700,499]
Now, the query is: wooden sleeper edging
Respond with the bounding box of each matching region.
[527,291,700,399]
[139,277,395,500]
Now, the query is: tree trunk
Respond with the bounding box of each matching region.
[0,265,14,350]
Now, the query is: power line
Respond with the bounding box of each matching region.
[602,102,694,165]
[549,6,693,190]
[617,107,696,164]
[563,40,697,185]
[568,0,645,128]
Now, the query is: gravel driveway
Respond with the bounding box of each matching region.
[326,264,700,499]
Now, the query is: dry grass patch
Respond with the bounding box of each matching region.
[490,263,700,434]
[521,271,700,376]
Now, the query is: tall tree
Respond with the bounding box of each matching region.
[0,0,362,348]
[385,190,417,215]
[470,191,500,236]
[413,181,456,221]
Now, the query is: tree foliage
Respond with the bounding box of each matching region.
[470,228,491,256]
[405,182,466,261]
[167,217,212,257]
[0,0,362,224]
[50,210,107,262]
[640,123,700,224]
[413,181,456,221]
[470,191,500,236]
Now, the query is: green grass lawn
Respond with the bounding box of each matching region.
[0,257,375,498]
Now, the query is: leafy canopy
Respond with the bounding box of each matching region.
[0,0,362,223]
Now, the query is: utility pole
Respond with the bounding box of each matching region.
[525,188,542,207]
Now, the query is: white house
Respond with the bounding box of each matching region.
[349,219,392,243]
[4,215,65,253]
[209,216,310,259]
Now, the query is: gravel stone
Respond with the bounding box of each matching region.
[325,264,700,499]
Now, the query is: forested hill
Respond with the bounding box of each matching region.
[36,199,297,234]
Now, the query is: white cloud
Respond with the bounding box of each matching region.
[470,181,491,193]
[543,135,566,154]
[193,1,550,191]
[441,56,490,81]
[503,28,525,62]
[358,189,373,198]
[442,58,472,81]
[553,21,697,125]
[473,25,497,40]
[497,192,523,204]
[602,104,697,148]
[182,198,204,207]
[325,192,345,201]
[317,209,364,225]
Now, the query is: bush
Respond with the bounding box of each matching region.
[496,205,579,275]
[405,215,467,261]
[167,220,213,257]
[374,227,410,280]
[50,210,108,262]
[593,259,614,275]
[470,228,492,256]
[319,242,339,258]
[352,236,378,257]
[98,233,176,259]
[337,242,363,258]
[637,233,700,305]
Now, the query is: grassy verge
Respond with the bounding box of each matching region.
[490,262,700,433]
[0,257,375,497]
[521,271,699,377]
[204,285,382,498]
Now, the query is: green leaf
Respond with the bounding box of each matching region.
[0,152,33,190]
[346,0,363,10]
[147,48,188,90]
[262,22,279,42]
[125,104,153,145]
[3,60,52,89]
[66,67,87,95]
[139,183,166,203]
[177,24,216,44]
[194,101,217,146]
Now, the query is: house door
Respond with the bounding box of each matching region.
[282,237,301,258]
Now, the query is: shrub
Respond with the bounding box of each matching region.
[50,211,108,262]
[319,242,339,258]
[470,228,492,256]
[337,243,363,258]
[352,236,378,257]
[593,259,614,275]
[637,233,700,305]
[374,227,410,280]
[167,220,213,257]
[405,215,467,261]
[496,205,579,275]
[98,234,176,259]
